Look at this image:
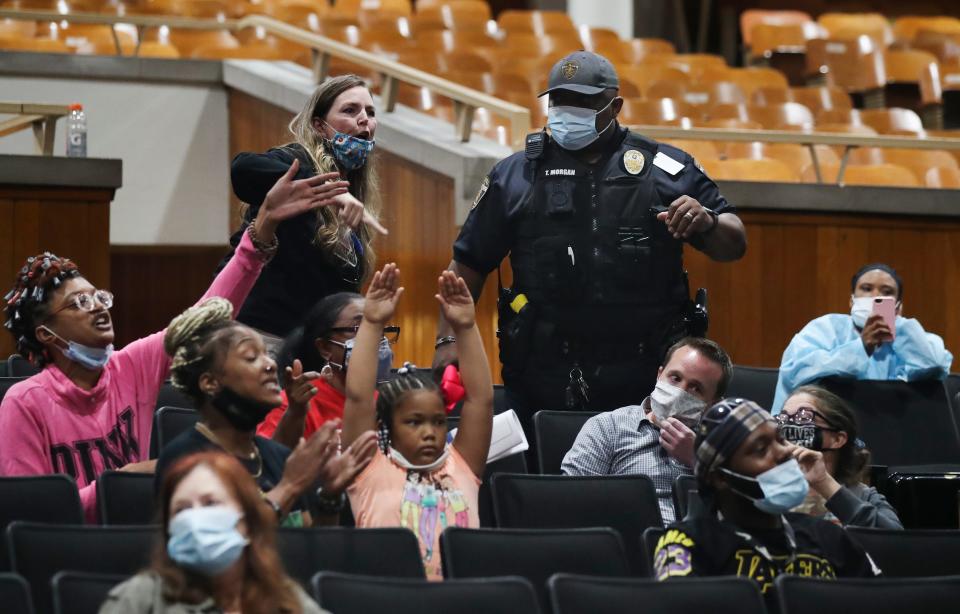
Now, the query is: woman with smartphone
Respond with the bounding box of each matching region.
[771,263,952,413]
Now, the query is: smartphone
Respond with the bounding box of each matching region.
[872,296,897,340]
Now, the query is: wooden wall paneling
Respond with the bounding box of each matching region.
[109,246,229,349]
[689,209,960,370]
[227,90,295,231]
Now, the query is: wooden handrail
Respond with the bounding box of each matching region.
[629,124,960,183]
[0,101,70,155]
[0,9,531,147]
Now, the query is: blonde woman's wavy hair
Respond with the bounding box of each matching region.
[286,74,381,286]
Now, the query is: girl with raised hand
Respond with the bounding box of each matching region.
[0,160,348,521]
[157,297,378,527]
[342,264,493,579]
[100,451,329,614]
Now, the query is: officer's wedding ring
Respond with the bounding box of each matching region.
[683,212,695,219]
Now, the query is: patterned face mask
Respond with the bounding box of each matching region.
[327,130,374,171]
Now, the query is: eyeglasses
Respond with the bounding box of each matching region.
[48,289,114,317]
[776,407,834,428]
[329,325,400,345]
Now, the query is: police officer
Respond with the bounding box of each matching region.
[433,51,746,428]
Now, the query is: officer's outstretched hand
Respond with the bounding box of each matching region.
[657,195,713,239]
[363,263,403,325]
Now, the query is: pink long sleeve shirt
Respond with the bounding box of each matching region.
[0,231,267,521]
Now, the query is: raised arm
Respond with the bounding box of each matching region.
[440,271,494,478]
[431,260,487,373]
[342,264,404,447]
[121,160,350,386]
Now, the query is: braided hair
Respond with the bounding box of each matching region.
[374,362,441,452]
[3,252,82,366]
[163,298,237,406]
[275,291,362,385]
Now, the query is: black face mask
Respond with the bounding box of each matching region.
[778,423,824,451]
[210,385,274,432]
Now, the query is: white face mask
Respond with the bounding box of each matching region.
[649,380,707,423]
[388,445,450,473]
[850,296,874,328]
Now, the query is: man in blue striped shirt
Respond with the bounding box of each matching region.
[561,338,733,523]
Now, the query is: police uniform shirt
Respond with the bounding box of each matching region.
[653,512,881,597]
[453,127,737,276]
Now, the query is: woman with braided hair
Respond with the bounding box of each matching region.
[341,264,493,579]
[0,162,349,521]
[222,74,389,350]
[155,297,377,527]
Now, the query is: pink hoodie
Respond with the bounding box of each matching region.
[0,231,267,521]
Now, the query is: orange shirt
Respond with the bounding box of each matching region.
[347,446,481,580]
[257,378,345,440]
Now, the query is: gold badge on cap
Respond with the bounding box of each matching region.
[623,150,645,175]
[561,61,579,80]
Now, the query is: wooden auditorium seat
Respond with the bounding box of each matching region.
[805,36,886,107]
[620,98,695,126]
[0,36,71,53]
[617,66,689,98]
[497,9,576,38]
[817,12,893,47]
[725,142,839,172]
[662,139,720,162]
[924,166,960,188]
[682,81,747,107]
[578,25,620,53]
[414,1,489,32]
[136,40,181,57]
[708,67,789,98]
[883,48,943,127]
[698,158,800,183]
[699,118,763,130]
[739,8,813,49]
[192,42,284,59]
[333,0,411,17]
[859,107,926,135]
[623,37,675,62]
[745,101,814,130]
[789,85,853,114]
[893,16,960,45]
[804,162,920,187]
[881,148,959,183]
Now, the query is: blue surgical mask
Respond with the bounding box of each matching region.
[547,98,615,151]
[327,130,374,171]
[167,506,248,576]
[721,458,810,515]
[329,337,394,382]
[41,325,113,370]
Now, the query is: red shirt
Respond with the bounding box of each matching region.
[257,378,345,440]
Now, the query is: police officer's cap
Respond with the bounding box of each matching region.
[538,51,620,98]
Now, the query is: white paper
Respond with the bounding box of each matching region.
[653,151,684,176]
[448,408,529,464]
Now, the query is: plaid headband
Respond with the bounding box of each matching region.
[694,399,771,483]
